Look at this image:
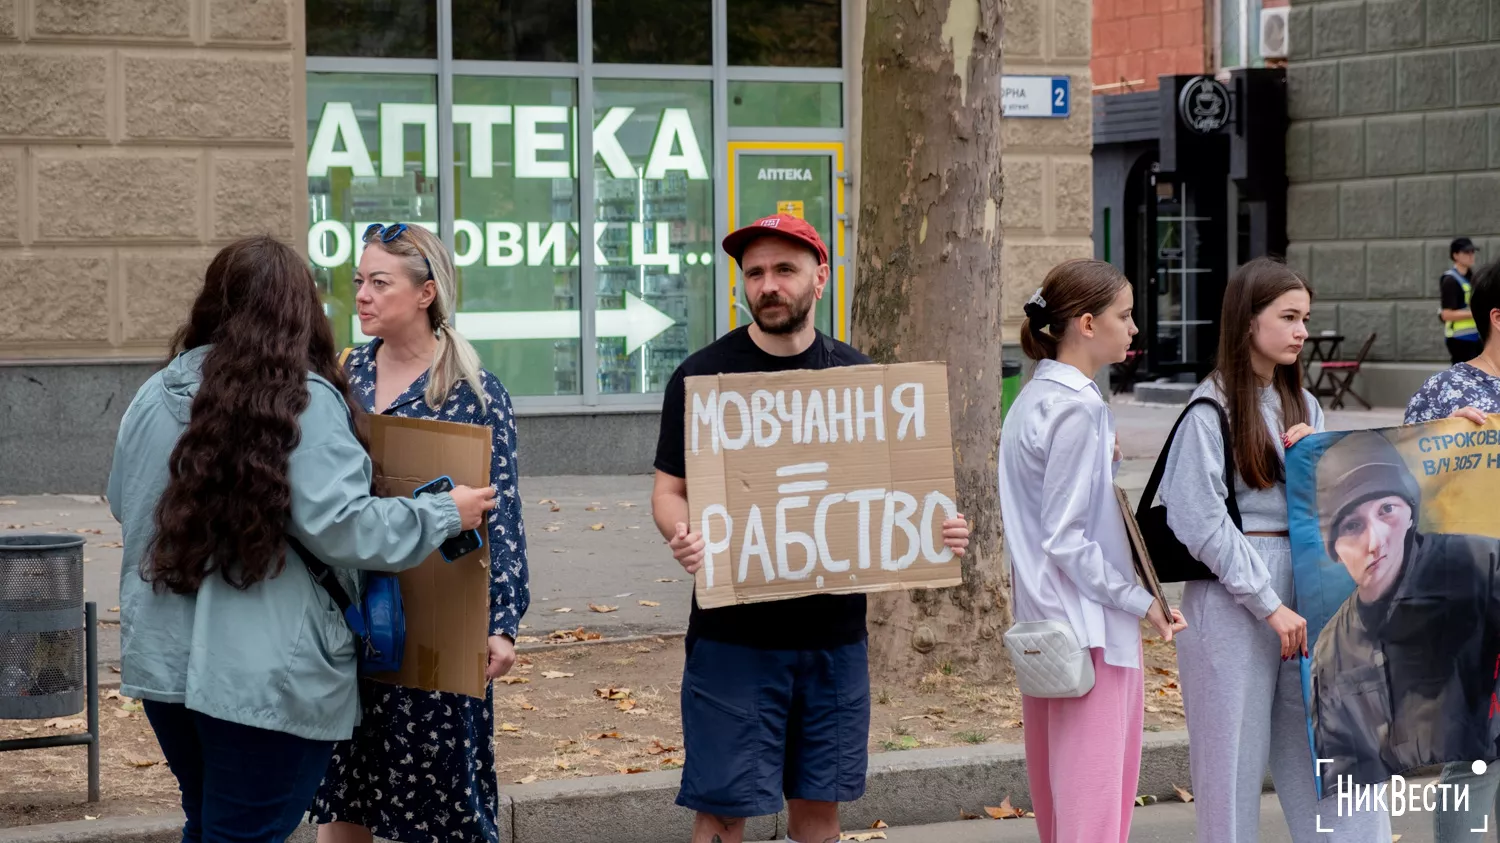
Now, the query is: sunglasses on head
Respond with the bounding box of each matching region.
[363,223,433,280]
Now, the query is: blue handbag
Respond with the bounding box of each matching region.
[288,535,405,674]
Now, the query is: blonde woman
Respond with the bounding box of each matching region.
[311,223,530,843]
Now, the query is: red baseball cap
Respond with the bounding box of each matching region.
[721,214,829,266]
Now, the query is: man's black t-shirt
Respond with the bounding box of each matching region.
[1440,269,1471,312]
[655,326,872,650]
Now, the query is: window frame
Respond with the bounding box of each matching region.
[305,0,849,414]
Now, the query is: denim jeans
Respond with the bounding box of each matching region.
[1434,760,1500,841]
[143,701,335,843]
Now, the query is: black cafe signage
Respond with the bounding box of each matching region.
[1177,76,1231,135]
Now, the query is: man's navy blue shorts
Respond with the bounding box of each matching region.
[674,637,870,818]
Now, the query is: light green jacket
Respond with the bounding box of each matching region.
[106,345,460,741]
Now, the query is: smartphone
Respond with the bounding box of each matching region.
[413,475,486,562]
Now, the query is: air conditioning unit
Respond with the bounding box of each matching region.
[1261,6,1290,59]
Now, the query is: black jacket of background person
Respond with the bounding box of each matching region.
[1312,531,1500,786]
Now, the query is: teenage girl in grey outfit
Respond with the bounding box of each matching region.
[1158,258,1391,842]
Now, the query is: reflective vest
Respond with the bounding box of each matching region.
[1445,269,1478,339]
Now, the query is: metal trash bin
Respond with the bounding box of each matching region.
[0,534,86,719]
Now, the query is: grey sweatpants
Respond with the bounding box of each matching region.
[1177,535,1392,842]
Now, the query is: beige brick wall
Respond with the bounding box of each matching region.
[0,0,305,361]
[1000,0,1094,341]
[848,0,1094,343]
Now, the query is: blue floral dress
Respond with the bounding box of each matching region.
[1404,362,1500,423]
[310,340,530,843]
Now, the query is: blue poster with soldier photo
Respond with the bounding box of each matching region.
[1286,417,1500,794]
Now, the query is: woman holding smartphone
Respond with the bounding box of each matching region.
[311,223,530,843]
[106,236,496,842]
[1158,257,1390,841]
[999,259,1186,843]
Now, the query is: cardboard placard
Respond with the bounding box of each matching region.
[365,415,491,699]
[684,362,962,609]
[1113,485,1170,617]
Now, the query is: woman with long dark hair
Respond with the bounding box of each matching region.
[311,222,530,843]
[1157,257,1390,841]
[106,236,496,842]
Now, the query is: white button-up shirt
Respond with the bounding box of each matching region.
[999,359,1154,670]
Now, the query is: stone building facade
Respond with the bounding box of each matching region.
[0,0,303,491]
[0,0,1092,493]
[1285,0,1500,404]
[995,0,1098,338]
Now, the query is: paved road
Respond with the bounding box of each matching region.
[0,398,1407,681]
[876,785,1480,840]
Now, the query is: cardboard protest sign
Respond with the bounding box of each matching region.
[1114,485,1171,617]
[366,415,492,699]
[684,362,962,609]
[1287,417,1500,791]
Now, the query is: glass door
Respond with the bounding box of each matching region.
[728,143,846,339]
[1150,175,1214,373]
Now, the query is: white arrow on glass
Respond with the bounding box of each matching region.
[351,291,676,355]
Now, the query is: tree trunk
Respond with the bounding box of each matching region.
[852,0,1009,682]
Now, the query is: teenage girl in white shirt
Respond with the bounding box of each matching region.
[999,259,1186,843]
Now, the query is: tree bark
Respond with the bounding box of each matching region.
[852,0,1009,681]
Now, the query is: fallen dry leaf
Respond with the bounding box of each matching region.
[552,607,573,614]
[84,815,98,821]
[544,525,562,533]
[985,796,1027,819]
[595,687,632,701]
[1151,667,1173,676]
[538,499,557,505]
[500,677,530,685]
[585,505,601,511]
[0,500,15,505]
[104,689,121,701]
[516,774,538,785]
[548,627,604,642]
[109,666,121,674]
[554,760,570,770]
[638,600,660,607]
[113,710,133,719]
[646,739,679,755]
[75,528,103,535]
[125,757,159,768]
[1174,784,1194,803]
[99,541,123,548]
[551,505,562,512]
[589,603,618,613]
[541,671,574,680]
[587,748,603,757]
[554,739,577,749]
[617,501,636,508]
[655,578,678,583]
[617,699,637,712]
[590,732,622,740]
[46,718,87,730]
[18,725,37,734]
[499,723,522,732]
[589,523,604,531]
[618,766,649,774]
[960,811,981,820]
[1135,795,1158,806]
[108,606,119,613]
[870,821,889,829]
[659,757,683,768]
[840,833,887,842]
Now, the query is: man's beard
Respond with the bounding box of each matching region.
[750,290,815,335]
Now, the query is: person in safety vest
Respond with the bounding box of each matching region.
[1441,237,1482,364]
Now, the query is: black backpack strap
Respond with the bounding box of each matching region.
[1137,397,1243,530]
[288,534,369,639]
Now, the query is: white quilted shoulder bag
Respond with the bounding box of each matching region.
[1003,619,1095,699]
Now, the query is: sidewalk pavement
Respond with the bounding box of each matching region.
[0,400,1408,683]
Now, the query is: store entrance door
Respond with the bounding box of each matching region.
[728,142,847,339]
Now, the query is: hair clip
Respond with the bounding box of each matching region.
[1025,289,1048,310]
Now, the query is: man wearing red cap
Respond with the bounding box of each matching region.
[650,215,970,843]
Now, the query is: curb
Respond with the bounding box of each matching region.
[0,732,1194,843]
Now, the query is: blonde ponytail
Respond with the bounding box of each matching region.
[427,322,488,413]
[366,223,489,412]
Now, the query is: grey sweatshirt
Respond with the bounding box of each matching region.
[1158,378,1325,620]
